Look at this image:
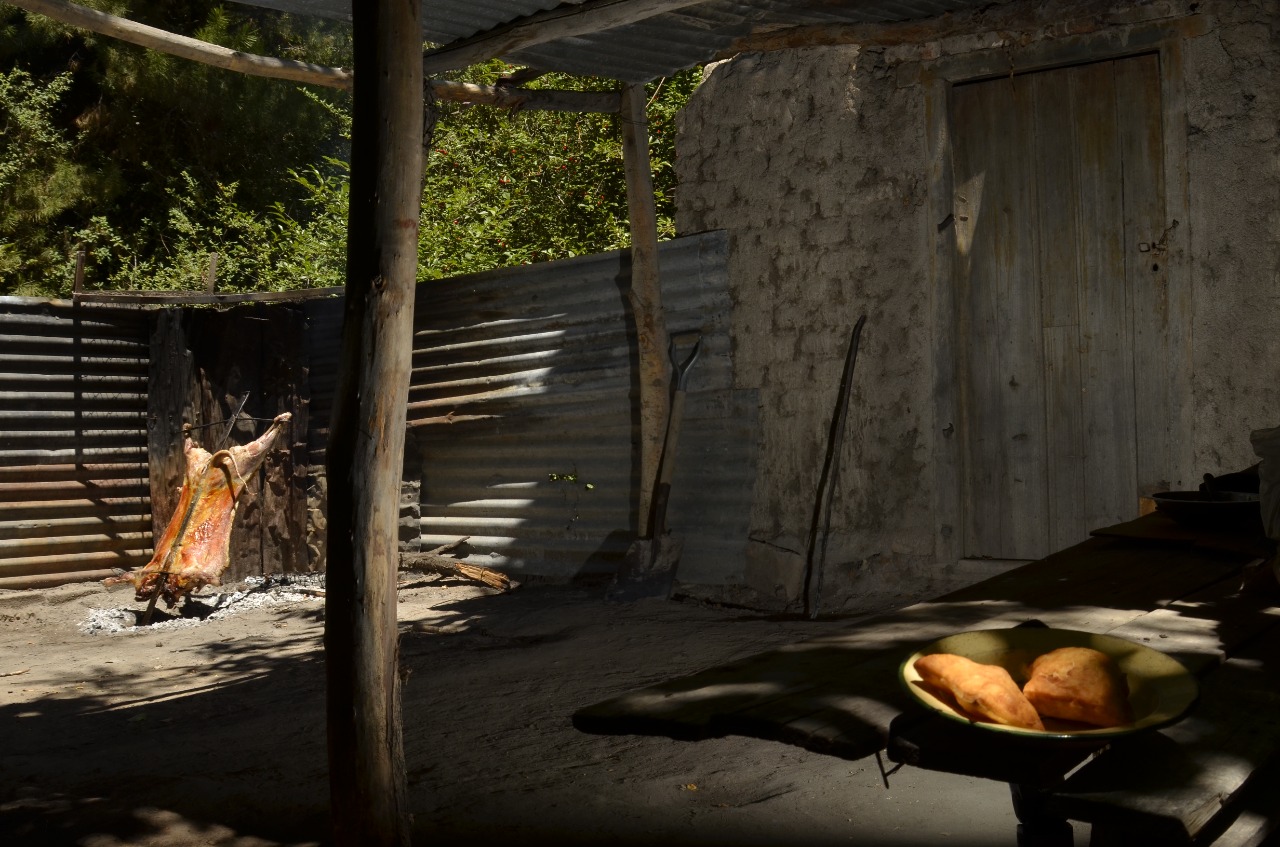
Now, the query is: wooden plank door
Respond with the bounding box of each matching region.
[952,54,1166,560]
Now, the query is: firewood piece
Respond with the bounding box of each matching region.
[398,543,514,592]
[398,555,513,592]
[423,537,469,557]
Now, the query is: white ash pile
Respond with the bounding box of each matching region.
[79,573,326,635]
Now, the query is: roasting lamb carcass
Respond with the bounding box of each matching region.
[107,413,292,607]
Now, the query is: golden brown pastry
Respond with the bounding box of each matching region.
[1022,647,1133,728]
[913,653,1046,730]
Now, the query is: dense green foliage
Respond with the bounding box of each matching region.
[0,68,85,282]
[0,3,697,296]
[0,1,353,294]
[419,63,695,280]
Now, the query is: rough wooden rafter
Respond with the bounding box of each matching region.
[619,82,670,536]
[9,0,621,112]
[7,0,354,88]
[713,0,1181,60]
[435,81,620,113]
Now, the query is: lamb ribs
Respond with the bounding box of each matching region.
[109,413,292,608]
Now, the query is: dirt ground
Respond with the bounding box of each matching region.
[0,573,1083,847]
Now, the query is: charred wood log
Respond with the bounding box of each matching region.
[398,537,515,592]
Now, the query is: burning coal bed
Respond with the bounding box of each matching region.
[79,573,326,635]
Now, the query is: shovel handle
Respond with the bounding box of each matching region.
[649,388,687,540]
[657,389,686,488]
[647,336,698,542]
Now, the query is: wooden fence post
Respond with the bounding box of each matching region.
[73,244,86,297]
[204,252,219,293]
[324,1,422,845]
[620,82,671,536]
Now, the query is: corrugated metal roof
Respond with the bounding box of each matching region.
[232,0,1011,81]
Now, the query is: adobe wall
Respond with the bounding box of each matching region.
[1181,1,1280,471]
[673,0,1279,612]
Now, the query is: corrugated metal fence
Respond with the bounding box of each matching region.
[0,231,752,587]
[306,231,755,582]
[406,230,756,582]
[0,300,153,588]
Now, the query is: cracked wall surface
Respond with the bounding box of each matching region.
[674,0,1279,613]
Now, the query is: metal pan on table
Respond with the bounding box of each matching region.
[900,627,1198,740]
[1151,490,1262,531]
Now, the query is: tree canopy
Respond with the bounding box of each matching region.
[0,2,697,297]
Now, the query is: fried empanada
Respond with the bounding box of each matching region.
[913,653,1045,730]
[1022,646,1133,728]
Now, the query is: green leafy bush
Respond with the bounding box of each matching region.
[419,63,697,280]
[0,2,697,295]
[0,68,89,290]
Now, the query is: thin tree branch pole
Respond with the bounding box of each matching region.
[423,0,707,76]
[7,0,619,112]
[715,21,965,59]
[433,81,620,114]
[619,83,670,537]
[323,0,421,844]
[6,0,353,89]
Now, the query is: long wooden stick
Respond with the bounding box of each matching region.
[399,555,514,592]
[9,0,621,113]
[802,315,867,620]
[433,81,619,113]
[324,1,422,844]
[7,0,353,89]
[398,538,514,591]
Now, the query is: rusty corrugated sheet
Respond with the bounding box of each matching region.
[303,295,344,474]
[0,299,153,587]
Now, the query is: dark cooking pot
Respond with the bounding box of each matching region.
[1152,489,1262,531]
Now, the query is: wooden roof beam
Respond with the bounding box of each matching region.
[9,0,620,112]
[435,81,620,113]
[7,0,354,89]
[422,0,708,76]
[713,0,1188,59]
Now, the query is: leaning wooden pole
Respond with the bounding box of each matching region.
[324,0,422,845]
[8,0,354,89]
[620,82,671,536]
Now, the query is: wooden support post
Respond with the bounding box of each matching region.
[73,243,86,296]
[204,252,219,293]
[324,1,422,845]
[620,82,671,536]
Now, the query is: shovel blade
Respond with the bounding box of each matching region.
[606,536,684,602]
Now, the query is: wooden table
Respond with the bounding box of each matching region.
[574,514,1280,846]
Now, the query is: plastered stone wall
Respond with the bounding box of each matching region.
[1183,0,1280,472]
[674,0,1280,612]
[676,46,936,611]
